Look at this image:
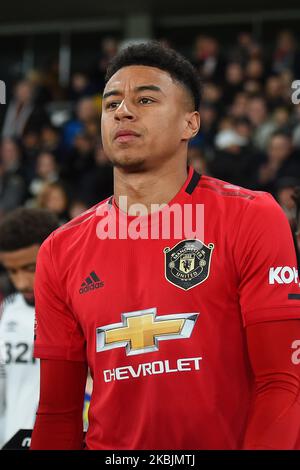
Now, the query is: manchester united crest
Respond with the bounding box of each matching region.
[164,239,214,291]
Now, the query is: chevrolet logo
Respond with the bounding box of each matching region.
[96,307,199,356]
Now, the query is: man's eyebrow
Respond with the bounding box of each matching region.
[135,85,163,94]
[103,85,164,99]
[7,262,36,271]
[103,89,121,99]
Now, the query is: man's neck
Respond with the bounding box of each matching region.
[114,161,188,215]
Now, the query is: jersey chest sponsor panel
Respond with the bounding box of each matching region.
[34,170,300,449]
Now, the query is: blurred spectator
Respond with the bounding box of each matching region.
[218,115,235,131]
[26,69,53,105]
[75,143,113,206]
[272,106,291,131]
[188,147,207,175]
[2,80,49,139]
[291,104,300,149]
[201,82,224,121]
[255,131,300,194]
[243,79,262,95]
[63,97,98,148]
[28,152,60,200]
[234,117,254,142]
[230,32,256,65]
[230,92,249,119]
[91,37,119,93]
[246,95,277,150]
[42,60,66,101]
[280,69,295,102]
[68,71,97,102]
[0,208,59,448]
[246,41,264,61]
[197,102,218,153]
[265,75,286,110]
[293,125,300,149]
[20,130,41,185]
[37,182,69,224]
[69,200,89,220]
[223,62,244,106]
[275,177,300,227]
[0,139,25,217]
[272,30,300,76]
[62,132,95,192]
[201,82,223,104]
[245,58,265,84]
[40,125,64,161]
[193,36,225,82]
[209,128,259,187]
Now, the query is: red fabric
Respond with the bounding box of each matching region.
[243,320,300,449]
[30,359,87,450]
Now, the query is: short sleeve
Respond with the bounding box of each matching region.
[34,235,86,361]
[235,193,300,327]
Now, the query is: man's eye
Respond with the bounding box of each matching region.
[7,270,16,276]
[106,102,119,109]
[25,266,36,273]
[139,97,154,104]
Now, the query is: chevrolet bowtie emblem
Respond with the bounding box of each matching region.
[96,308,199,356]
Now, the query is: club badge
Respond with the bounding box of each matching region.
[164,239,214,290]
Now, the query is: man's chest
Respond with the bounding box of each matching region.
[66,236,240,343]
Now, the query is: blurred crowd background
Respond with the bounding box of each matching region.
[1,24,300,297]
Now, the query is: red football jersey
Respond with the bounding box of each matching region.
[34,167,300,449]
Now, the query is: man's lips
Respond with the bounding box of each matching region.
[114,130,141,142]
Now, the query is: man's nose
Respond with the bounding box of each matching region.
[13,272,32,292]
[114,99,135,121]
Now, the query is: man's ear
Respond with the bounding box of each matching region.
[182,111,200,140]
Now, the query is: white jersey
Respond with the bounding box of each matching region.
[0,293,40,447]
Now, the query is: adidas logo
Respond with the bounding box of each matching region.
[79,271,104,294]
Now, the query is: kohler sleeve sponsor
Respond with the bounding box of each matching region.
[269,267,299,285]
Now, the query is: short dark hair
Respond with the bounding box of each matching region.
[105,41,201,111]
[270,130,292,140]
[0,208,59,252]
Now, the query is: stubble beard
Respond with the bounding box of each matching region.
[23,296,35,307]
[110,153,148,173]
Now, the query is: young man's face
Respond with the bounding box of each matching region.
[0,244,40,306]
[101,65,199,172]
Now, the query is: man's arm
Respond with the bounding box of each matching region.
[243,319,300,450]
[30,359,88,450]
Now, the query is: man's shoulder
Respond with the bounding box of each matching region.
[196,175,289,242]
[56,197,112,234]
[43,196,112,247]
[197,174,275,208]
